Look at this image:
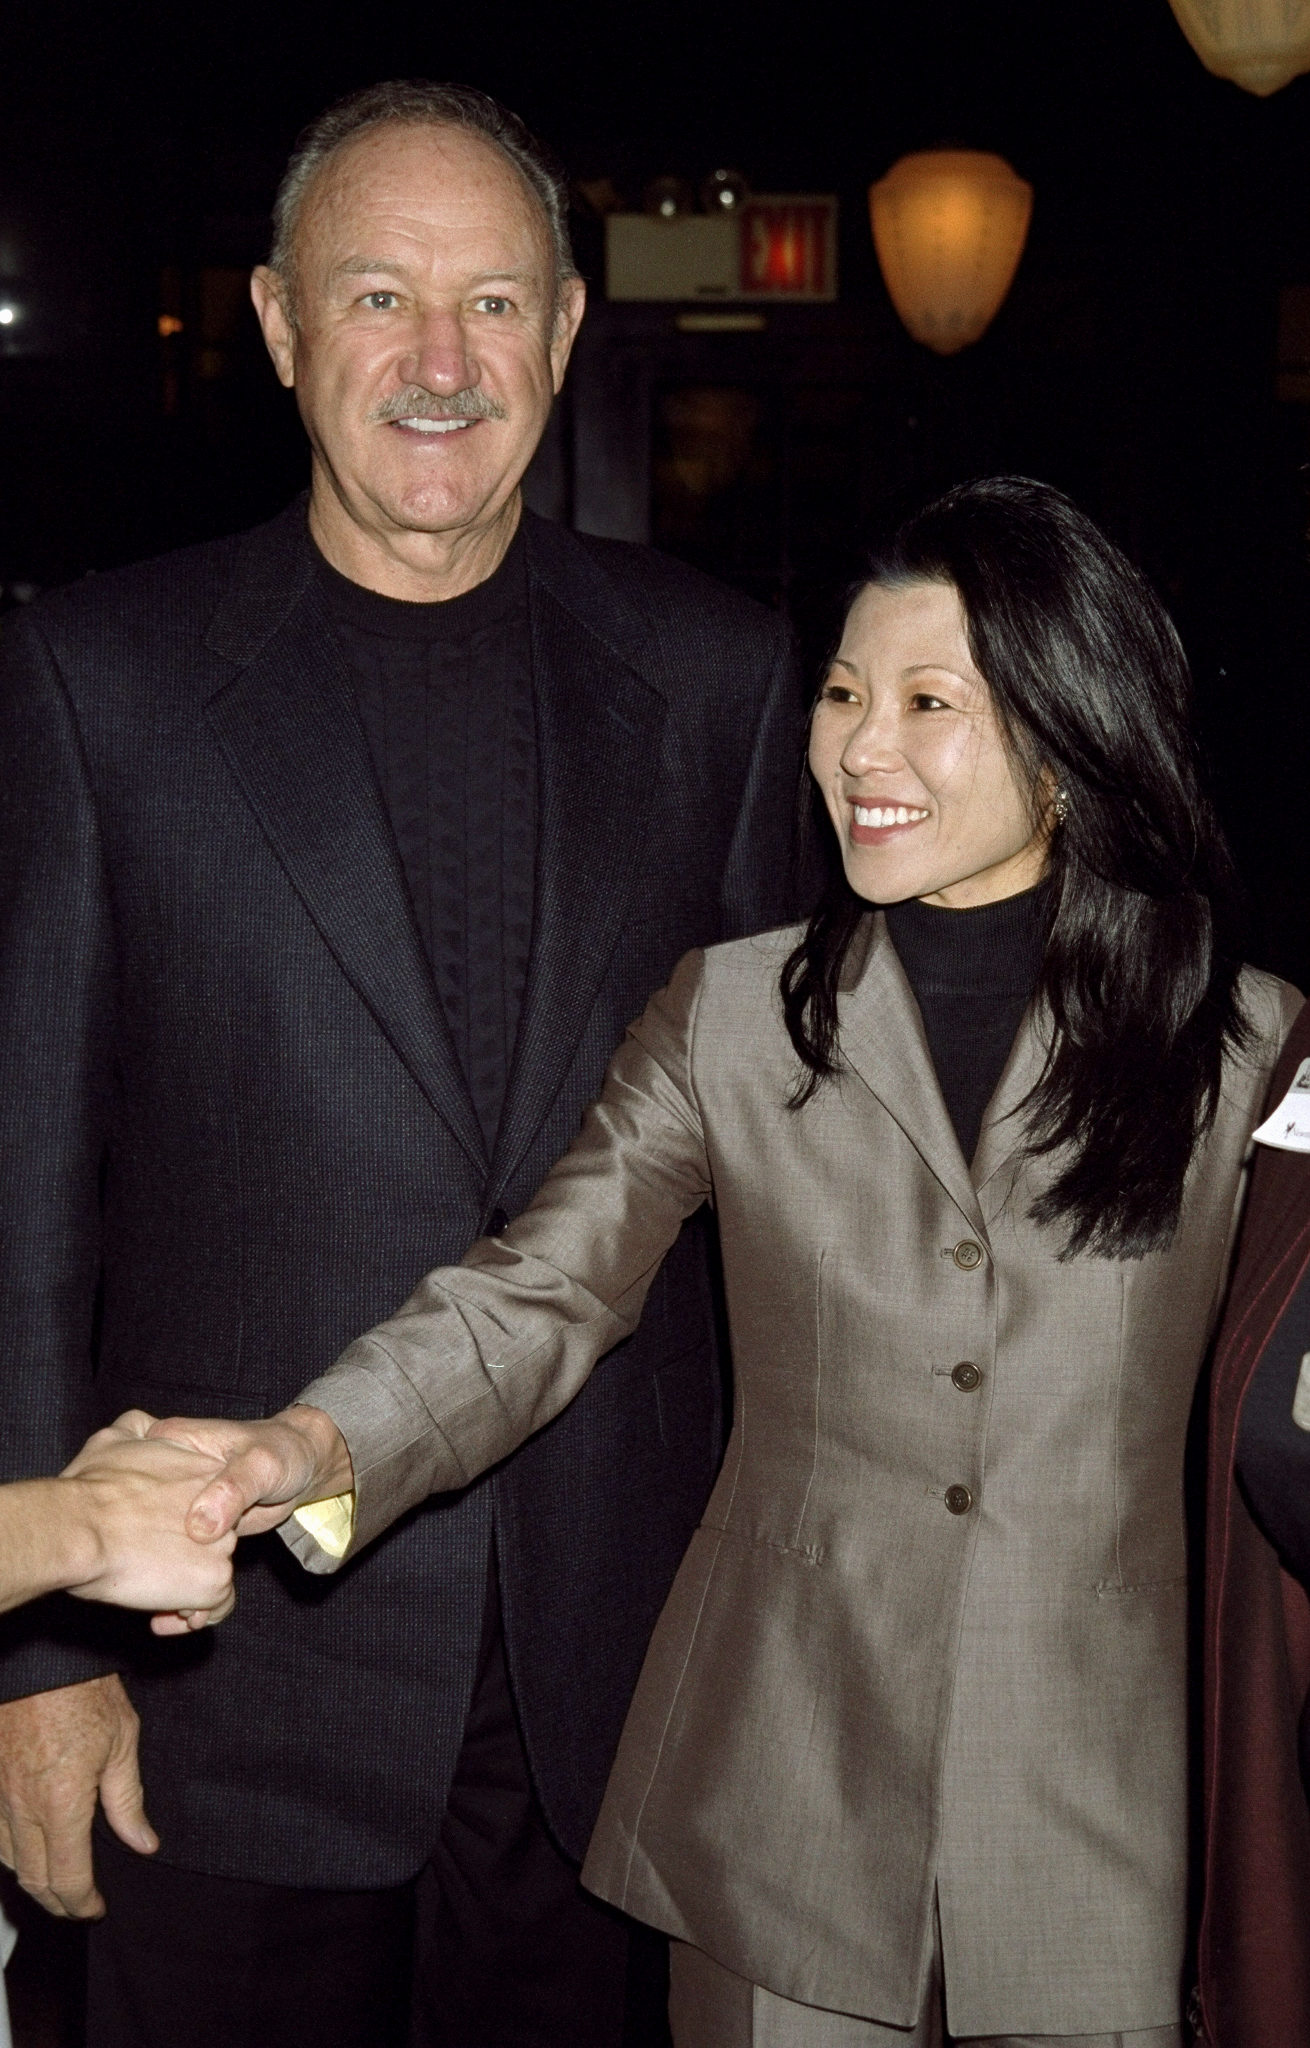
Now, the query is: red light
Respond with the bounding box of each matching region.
[740,204,830,297]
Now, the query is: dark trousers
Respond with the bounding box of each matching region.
[86,1576,667,2048]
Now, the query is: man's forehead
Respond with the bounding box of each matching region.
[303,123,546,252]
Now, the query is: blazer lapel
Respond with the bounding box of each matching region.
[838,916,988,1237]
[203,512,486,1173]
[490,525,667,1193]
[971,1007,1048,1198]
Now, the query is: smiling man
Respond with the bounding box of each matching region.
[0,82,799,2048]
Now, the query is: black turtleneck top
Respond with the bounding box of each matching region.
[317,527,535,1156]
[883,883,1050,1165]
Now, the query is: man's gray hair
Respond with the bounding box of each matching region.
[269,80,579,317]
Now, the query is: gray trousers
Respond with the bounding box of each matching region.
[668,1940,1186,2048]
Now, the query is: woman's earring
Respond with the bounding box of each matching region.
[1053,786,1070,824]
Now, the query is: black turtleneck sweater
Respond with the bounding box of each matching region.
[318,528,535,1156]
[883,883,1050,1166]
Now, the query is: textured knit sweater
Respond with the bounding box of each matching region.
[319,528,535,1155]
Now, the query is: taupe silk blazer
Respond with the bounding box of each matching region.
[295,920,1299,2035]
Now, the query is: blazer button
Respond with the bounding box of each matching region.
[945,1484,974,1515]
[952,1239,985,1271]
[951,1361,982,1392]
[485,1206,510,1237]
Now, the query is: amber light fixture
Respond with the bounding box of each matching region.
[1166,0,1310,95]
[869,149,1033,356]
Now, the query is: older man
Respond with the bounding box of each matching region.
[0,81,799,2048]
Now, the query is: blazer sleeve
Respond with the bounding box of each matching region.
[0,613,117,1697]
[289,948,713,1567]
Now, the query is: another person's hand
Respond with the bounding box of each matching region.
[0,1674,153,1917]
[58,1418,238,1627]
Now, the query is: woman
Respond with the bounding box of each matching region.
[1196,1008,1310,2048]
[178,478,1298,2044]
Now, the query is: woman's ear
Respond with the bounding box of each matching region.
[1034,765,1064,835]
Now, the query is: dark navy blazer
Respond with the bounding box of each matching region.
[0,499,801,1885]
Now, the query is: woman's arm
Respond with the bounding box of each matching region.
[148,951,715,1567]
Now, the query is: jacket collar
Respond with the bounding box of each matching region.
[490,515,666,1194]
[836,913,1047,1236]
[200,499,665,1189]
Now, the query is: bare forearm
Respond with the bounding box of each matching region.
[0,1480,96,1613]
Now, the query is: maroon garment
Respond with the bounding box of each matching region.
[1199,1001,1310,2047]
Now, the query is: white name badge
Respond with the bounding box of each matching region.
[1253,1056,1310,1152]
[1293,1355,1310,1433]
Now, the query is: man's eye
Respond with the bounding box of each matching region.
[362,292,398,311]
[474,296,511,315]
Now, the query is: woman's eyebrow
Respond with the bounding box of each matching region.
[904,662,972,683]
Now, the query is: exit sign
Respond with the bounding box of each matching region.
[739,199,836,299]
[606,197,837,303]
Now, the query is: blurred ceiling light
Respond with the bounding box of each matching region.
[869,150,1032,356]
[643,176,696,221]
[1167,0,1310,95]
[0,306,17,327]
[700,168,750,214]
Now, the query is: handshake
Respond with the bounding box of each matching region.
[4,1405,355,1631]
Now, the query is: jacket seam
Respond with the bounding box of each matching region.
[684,964,747,1529]
[793,1249,824,1548]
[619,1524,726,1901]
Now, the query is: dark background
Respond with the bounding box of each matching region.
[2,3,1310,2037]
[1,0,1308,983]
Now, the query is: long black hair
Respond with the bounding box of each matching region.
[780,476,1251,1259]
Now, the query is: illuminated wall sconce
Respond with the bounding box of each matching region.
[1167,0,1310,95]
[869,149,1033,356]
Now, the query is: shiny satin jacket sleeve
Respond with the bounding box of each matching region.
[291,950,713,1563]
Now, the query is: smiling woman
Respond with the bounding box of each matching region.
[785,475,1249,1257]
[808,578,1052,911]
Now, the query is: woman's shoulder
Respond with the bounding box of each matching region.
[653,924,806,1045]
[702,922,808,979]
[632,925,803,1042]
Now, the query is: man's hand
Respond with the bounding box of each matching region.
[143,1405,354,1543]
[0,1674,153,1917]
[58,1420,237,1627]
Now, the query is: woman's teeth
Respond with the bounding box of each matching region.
[853,804,929,828]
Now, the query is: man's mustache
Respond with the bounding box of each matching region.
[369,387,507,424]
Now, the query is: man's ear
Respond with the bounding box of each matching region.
[549,275,587,395]
[250,267,297,389]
